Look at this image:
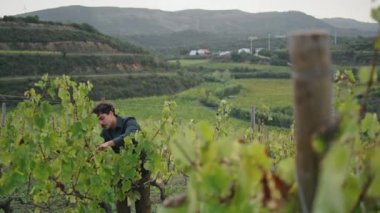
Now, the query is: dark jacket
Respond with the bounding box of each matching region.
[100,116,141,153]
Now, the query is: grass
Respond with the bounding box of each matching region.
[177,79,293,108]
[232,79,293,109]
[113,94,249,129]
[112,75,378,133]
[176,82,224,99]
[0,50,61,55]
[113,83,251,130]
[169,59,290,71]
[112,78,295,131]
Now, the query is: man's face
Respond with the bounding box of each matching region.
[97,112,115,129]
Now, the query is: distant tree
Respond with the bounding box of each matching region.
[249,55,260,63]
[269,55,287,66]
[179,49,190,55]
[221,69,232,82]
[175,59,181,68]
[259,49,272,57]
[2,16,17,22]
[24,15,39,23]
[2,15,39,23]
[71,23,100,34]
[231,52,243,62]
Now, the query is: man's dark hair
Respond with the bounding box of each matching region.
[92,101,116,116]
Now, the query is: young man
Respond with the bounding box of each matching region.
[92,101,151,213]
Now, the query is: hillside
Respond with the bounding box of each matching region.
[19,6,378,56]
[0,16,204,100]
[0,16,169,76]
[0,15,144,53]
[322,18,377,33]
[22,6,377,37]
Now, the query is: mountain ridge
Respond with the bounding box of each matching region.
[322,17,377,32]
[18,6,378,55]
[21,5,377,37]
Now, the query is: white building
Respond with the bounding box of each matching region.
[189,49,211,56]
[238,48,251,54]
[189,50,197,56]
[218,51,231,56]
[197,49,210,56]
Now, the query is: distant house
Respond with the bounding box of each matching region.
[189,49,211,56]
[218,51,231,56]
[197,49,211,56]
[238,48,251,54]
[189,50,198,56]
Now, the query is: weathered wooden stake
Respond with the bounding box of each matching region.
[289,31,333,212]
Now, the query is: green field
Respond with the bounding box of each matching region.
[169,59,290,71]
[233,79,293,109]
[112,77,375,128]
[113,94,249,129]
[112,78,295,131]
[0,50,143,57]
[175,79,293,108]
[0,50,61,55]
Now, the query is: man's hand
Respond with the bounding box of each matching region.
[96,140,114,152]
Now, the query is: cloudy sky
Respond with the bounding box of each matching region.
[0,0,376,23]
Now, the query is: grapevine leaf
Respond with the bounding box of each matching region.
[358,67,376,84]
[313,145,350,212]
[34,115,46,129]
[360,113,379,139]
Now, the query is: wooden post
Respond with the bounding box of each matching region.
[1,103,5,128]
[289,31,333,212]
[251,106,256,130]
